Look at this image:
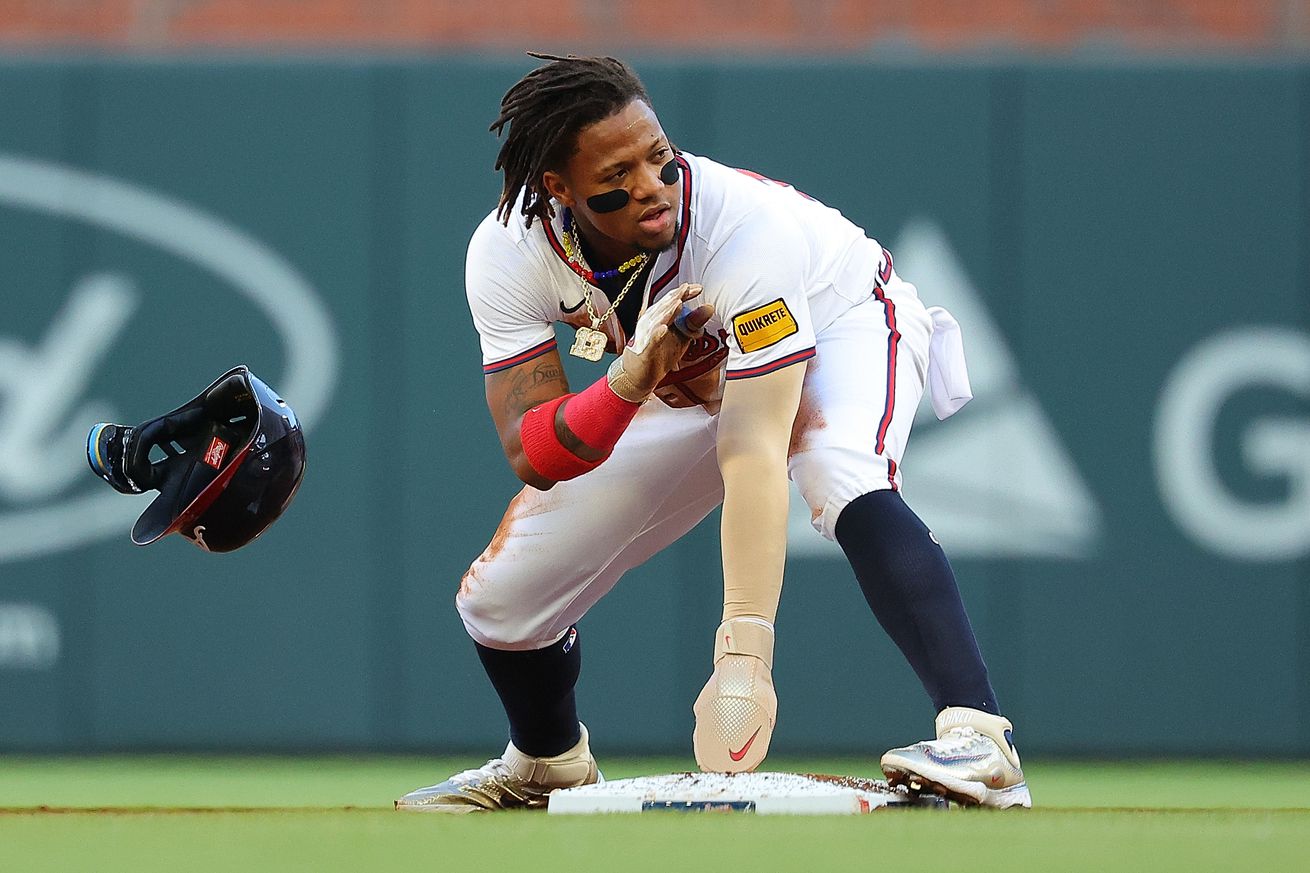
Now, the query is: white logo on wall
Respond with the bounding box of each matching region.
[0,154,339,564]
[788,218,1102,559]
[1155,327,1310,561]
[0,603,60,669]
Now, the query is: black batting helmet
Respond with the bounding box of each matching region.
[86,365,306,552]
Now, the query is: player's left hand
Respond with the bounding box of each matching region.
[692,618,777,773]
[609,284,713,402]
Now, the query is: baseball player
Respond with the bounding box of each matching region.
[396,53,1031,811]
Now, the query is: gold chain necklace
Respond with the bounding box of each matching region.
[562,217,650,361]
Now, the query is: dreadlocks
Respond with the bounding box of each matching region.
[491,52,652,228]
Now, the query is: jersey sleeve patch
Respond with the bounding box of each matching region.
[731,298,798,354]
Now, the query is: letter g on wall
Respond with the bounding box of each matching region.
[1154,326,1310,561]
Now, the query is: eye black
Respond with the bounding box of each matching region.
[586,188,630,213]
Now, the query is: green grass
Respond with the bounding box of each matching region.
[1,757,1307,872]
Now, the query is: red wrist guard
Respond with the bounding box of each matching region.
[519,381,641,482]
[563,377,642,452]
[520,395,598,481]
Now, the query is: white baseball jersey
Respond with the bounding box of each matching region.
[466,152,894,397]
[457,151,967,649]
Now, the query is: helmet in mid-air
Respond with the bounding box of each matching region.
[86,365,306,552]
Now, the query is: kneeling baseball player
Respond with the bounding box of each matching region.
[397,53,1031,812]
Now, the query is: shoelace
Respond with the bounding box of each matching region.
[929,726,990,754]
[449,758,515,786]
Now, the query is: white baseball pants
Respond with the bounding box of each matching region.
[457,275,935,650]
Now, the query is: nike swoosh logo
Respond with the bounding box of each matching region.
[728,726,762,762]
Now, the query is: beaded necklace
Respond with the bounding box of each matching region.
[560,210,647,282]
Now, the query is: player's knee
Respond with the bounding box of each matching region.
[456,571,565,651]
[834,489,937,562]
[791,446,899,540]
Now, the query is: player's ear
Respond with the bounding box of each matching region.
[542,170,574,208]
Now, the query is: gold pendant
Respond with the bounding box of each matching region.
[569,326,608,362]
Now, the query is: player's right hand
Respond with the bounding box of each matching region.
[692,618,777,773]
[613,283,713,401]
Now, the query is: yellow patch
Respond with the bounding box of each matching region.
[732,298,798,353]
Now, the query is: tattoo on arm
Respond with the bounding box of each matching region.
[504,359,565,413]
[485,352,570,454]
[503,359,602,461]
[484,350,603,473]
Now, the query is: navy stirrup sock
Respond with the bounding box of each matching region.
[834,490,999,715]
[475,627,582,757]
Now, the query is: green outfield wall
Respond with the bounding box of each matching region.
[0,57,1307,756]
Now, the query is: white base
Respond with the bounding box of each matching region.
[547,772,948,815]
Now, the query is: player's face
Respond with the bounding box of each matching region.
[544,99,681,261]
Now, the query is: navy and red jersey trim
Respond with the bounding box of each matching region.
[647,155,694,302]
[877,246,894,286]
[724,347,815,381]
[483,338,557,374]
[872,285,900,454]
[541,218,576,277]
